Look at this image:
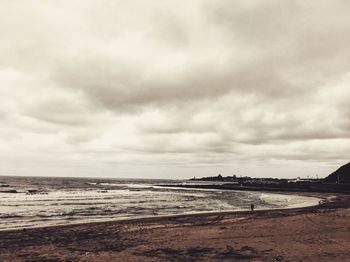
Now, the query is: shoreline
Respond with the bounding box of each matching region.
[1,192,349,261]
[0,189,323,233]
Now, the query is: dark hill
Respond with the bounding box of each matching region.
[324,162,350,183]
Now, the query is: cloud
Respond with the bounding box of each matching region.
[0,0,349,178]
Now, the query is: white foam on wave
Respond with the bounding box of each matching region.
[258,193,320,209]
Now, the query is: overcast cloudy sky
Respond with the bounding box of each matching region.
[1,1,349,179]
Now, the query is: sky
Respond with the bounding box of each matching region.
[0,0,349,179]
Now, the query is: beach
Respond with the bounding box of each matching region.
[2,0,350,260]
[0,177,321,231]
[0,193,349,261]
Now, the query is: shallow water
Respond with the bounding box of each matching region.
[0,176,320,230]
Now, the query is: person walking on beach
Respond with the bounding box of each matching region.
[250,204,255,212]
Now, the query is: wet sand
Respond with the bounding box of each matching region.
[0,193,349,261]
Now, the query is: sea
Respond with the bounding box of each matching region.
[0,176,320,231]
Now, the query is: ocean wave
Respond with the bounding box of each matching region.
[0,177,320,231]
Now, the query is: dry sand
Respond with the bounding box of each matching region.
[0,193,349,261]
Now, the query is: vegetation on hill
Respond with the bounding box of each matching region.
[324,162,350,184]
